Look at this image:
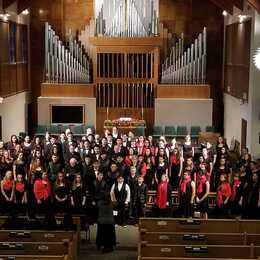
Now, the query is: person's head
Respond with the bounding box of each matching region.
[3,150,9,159]
[219,158,226,166]
[185,135,191,142]
[138,155,144,163]
[173,148,178,155]
[158,148,165,157]
[87,134,94,143]
[60,133,66,141]
[221,147,226,154]
[199,155,204,163]
[57,172,65,182]
[93,161,100,170]
[107,134,112,143]
[218,136,224,144]
[112,127,118,134]
[145,148,151,157]
[161,173,167,182]
[122,134,128,142]
[17,152,23,161]
[249,161,257,171]
[94,146,100,155]
[220,174,227,183]
[116,137,122,146]
[50,136,56,145]
[97,172,104,181]
[0,141,4,149]
[116,155,124,164]
[130,166,137,176]
[35,150,41,159]
[52,145,58,154]
[110,163,117,172]
[183,171,190,180]
[202,147,208,155]
[67,132,73,141]
[11,135,18,144]
[24,135,30,143]
[101,151,107,160]
[253,173,259,183]
[69,145,75,154]
[84,140,90,149]
[138,176,144,184]
[159,156,164,164]
[86,128,93,136]
[42,172,48,181]
[132,155,138,164]
[52,154,59,163]
[233,172,240,181]
[69,158,77,167]
[139,136,144,143]
[84,156,91,165]
[200,163,206,171]
[244,153,251,162]
[5,170,13,180]
[74,173,82,184]
[128,147,135,156]
[16,173,23,183]
[117,175,124,184]
[35,136,41,145]
[101,137,107,146]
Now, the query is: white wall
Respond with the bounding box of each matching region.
[0,92,30,142]
[223,4,260,158]
[38,97,96,127]
[155,98,213,130]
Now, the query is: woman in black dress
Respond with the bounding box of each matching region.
[71,174,86,214]
[14,173,27,215]
[179,171,195,218]
[96,192,116,253]
[182,135,194,161]
[1,170,15,215]
[195,169,210,219]
[144,157,155,190]
[53,172,70,214]
[169,148,183,190]
[13,152,27,181]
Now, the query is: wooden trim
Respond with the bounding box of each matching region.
[41,83,95,97]
[89,37,163,47]
[157,84,211,99]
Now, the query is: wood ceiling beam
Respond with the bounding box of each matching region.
[2,0,17,10]
[208,0,234,14]
[233,0,244,10]
[247,0,260,13]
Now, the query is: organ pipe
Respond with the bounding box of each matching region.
[161,27,207,85]
[45,22,91,84]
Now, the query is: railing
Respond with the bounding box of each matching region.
[161,28,207,84]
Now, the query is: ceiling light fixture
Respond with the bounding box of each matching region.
[21,9,29,15]
[222,10,228,16]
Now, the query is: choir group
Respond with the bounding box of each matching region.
[0,127,259,225]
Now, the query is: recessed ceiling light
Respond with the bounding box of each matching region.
[222,10,228,16]
[22,9,29,15]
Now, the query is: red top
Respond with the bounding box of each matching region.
[156,181,168,209]
[180,176,191,193]
[3,179,13,191]
[34,179,51,201]
[216,182,231,207]
[170,154,179,165]
[16,182,25,193]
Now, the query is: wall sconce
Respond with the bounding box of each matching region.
[253,48,260,71]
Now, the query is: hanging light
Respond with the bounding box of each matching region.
[253,48,260,71]
[0,12,10,21]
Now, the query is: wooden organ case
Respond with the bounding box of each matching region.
[91,37,161,133]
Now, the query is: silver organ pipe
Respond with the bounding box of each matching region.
[45,22,91,84]
[161,27,207,85]
[94,0,159,37]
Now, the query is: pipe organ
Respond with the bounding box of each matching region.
[94,48,158,108]
[95,0,159,37]
[45,22,91,84]
[161,28,207,84]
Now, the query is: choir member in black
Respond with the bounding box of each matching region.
[53,172,70,213]
[34,172,52,214]
[0,150,13,179]
[184,157,196,179]
[216,173,231,217]
[212,158,230,192]
[71,174,86,214]
[216,136,229,157]
[13,152,27,181]
[14,173,27,215]
[179,171,195,218]
[133,176,148,220]
[169,148,183,190]
[110,174,131,226]
[65,158,81,183]
[0,170,15,215]
[182,135,194,160]
[155,156,168,188]
[247,172,260,219]
[155,174,172,217]
[92,172,107,205]
[127,166,138,218]
[144,157,155,190]
[47,154,63,183]
[106,163,120,190]
[96,192,116,253]
[99,151,110,174]
[7,135,18,158]
[21,135,32,165]
[230,172,242,215]
[82,155,95,191]
[195,169,210,219]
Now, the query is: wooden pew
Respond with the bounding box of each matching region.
[139,244,260,259]
[0,242,68,256]
[0,231,77,260]
[139,218,240,233]
[139,258,258,260]
[0,256,68,260]
[141,232,260,246]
